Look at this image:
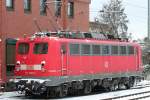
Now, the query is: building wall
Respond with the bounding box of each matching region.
[67,0,89,31]
[2,0,90,38]
[0,0,2,82]
[89,22,112,33]
[0,0,90,82]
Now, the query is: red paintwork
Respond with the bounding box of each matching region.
[14,36,142,77]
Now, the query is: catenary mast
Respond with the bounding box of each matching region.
[148,0,150,39]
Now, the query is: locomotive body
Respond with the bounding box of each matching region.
[14,32,143,97]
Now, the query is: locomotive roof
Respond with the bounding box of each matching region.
[18,36,139,47]
[17,32,140,47]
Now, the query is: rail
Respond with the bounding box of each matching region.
[101,84,150,100]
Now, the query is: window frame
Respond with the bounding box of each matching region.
[55,0,61,17]
[40,0,47,15]
[102,45,110,56]
[18,43,29,55]
[67,1,74,18]
[81,44,91,56]
[119,45,127,56]
[69,43,80,55]
[111,45,119,55]
[6,0,14,11]
[33,43,48,54]
[24,0,31,13]
[92,44,101,55]
[127,45,135,55]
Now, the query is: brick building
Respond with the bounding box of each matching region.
[89,22,112,33]
[0,0,91,83]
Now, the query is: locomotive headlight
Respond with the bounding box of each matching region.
[41,61,46,66]
[16,61,21,65]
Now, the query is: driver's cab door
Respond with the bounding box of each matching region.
[61,43,68,76]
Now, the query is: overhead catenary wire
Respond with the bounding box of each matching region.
[123,1,147,10]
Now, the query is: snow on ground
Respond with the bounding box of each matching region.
[135,80,150,87]
[140,97,150,100]
[0,91,23,100]
[0,80,149,100]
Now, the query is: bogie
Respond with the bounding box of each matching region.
[15,76,143,98]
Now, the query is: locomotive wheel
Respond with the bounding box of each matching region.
[45,87,57,98]
[125,83,131,89]
[25,91,32,97]
[109,84,118,91]
[25,89,32,97]
[68,87,78,96]
[44,87,51,98]
[83,82,92,94]
[118,83,123,90]
[58,85,68,97]
[125,80,135,89]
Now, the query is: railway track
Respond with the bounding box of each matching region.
[0,81,150,100]
[101,91,150,100]
[101,84,150,100]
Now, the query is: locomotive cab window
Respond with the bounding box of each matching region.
[18,43,29,54]
[34,43,48,54]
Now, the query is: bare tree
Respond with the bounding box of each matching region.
[97,0,129,38]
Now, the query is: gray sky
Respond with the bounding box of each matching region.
[90,0,147,40]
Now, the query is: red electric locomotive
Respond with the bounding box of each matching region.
[13,32,143,97]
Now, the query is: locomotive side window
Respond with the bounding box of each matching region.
[128,46,134,55]
[120,46,127,55]
[92,45,101,55]
[70,44,80,55]
[111,45,119,55]
[81,44,91,55]
[34,43,48,54]
[18,43,29,54]
[102,45,110,55]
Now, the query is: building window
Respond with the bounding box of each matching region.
[55,0,61,17]
[6,0,14,10]
[24,0,31,13]
[40,0,47,15]
[67,1,74,18]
